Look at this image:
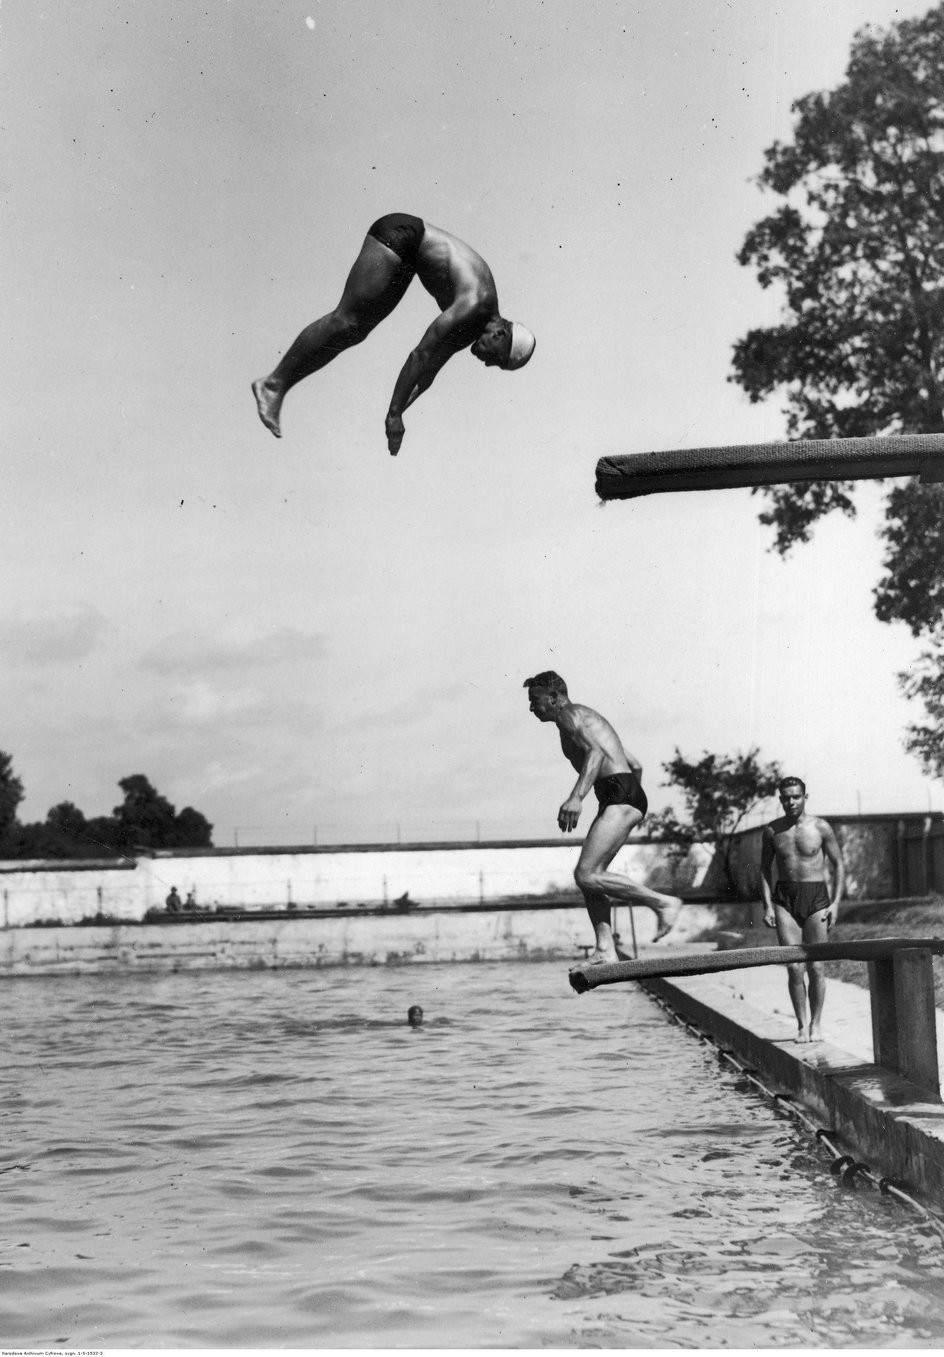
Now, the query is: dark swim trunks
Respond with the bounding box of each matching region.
[593,772,648,818]
[774,880,830,924]
[368,213,425,268]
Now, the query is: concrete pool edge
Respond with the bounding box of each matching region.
[644,973,944,1207]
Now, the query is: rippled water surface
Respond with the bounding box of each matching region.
[4,961,944,1348]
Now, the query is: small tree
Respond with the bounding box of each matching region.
[173,805,213,849]
[46,800,88,838]
[648,748,783,895]
[112,774,213,851]
[0,751,24,846]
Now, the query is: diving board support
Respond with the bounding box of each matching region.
[570,938,944,1099]
[869,949,940,1098]
[594,433,944,501]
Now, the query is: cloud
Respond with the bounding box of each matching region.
[139,676,323,734]
[331,682,469,733]
[0,605,106,665]
[139,622,326,675]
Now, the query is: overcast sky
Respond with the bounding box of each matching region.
[3,0,938,846]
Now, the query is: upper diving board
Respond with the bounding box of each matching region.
[594,433,944,501]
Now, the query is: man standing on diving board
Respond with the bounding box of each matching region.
[760,776,845,1043]
[524,671,683,966]
[252,213,536,455]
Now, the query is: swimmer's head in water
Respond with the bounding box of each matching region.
[408,1005,424,1027]
[471,318,536,370]
[523,670,568,721]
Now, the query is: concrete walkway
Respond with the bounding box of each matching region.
[667,962,944,1079]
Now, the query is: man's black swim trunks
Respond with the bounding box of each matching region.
[368,213,425,268]
[593,772,648,817]
[773,880,830,924]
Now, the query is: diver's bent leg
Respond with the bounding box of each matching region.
[575,806,682,945]
[577,814,682,938]
[572,814,620,965]
[253,312,364,436]
[589,870,683,936]
[252,235,412,437]
[579,888,618,965]
[271,310,366,387]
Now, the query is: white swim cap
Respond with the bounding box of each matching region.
[504,322,536,370]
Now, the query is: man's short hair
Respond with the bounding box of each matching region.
[523,671,568,696]
[779,776,806,794]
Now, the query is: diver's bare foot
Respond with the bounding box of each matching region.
[796,1026,812,1043]
[570,948,619,969]
[809,1025,823,1042]
[653,897,682,942]
[252,377,284,438]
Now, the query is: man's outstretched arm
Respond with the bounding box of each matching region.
[385,303,485,454]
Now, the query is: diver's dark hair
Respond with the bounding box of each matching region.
[778,776,806,794]
[523,671,567,696]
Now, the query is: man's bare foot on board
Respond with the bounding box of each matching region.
[570,948,619,970]
[252,377,285,438]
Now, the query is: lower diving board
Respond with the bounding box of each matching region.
[570,937,944,1099]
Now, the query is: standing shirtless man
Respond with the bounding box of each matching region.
[524,671,682,966]
[760,776,846,1043]
[252,213,536,455]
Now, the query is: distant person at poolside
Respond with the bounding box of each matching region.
[252,213,535,455]
[184,890,197,912]
[165,886,182,914]
[408,1005,424,1027]
[760,776,846,1043]
[523,671,683,967]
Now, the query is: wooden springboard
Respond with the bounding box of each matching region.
[595,434,944,501]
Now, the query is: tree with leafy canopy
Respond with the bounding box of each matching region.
[0,751,24,845]
[731,3,944,778]
[648,748,783,896]
[0,765,213,859]
[731,2,944,555]
[112,774,212,852]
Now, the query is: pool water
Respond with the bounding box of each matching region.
[4,960,944,1348]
